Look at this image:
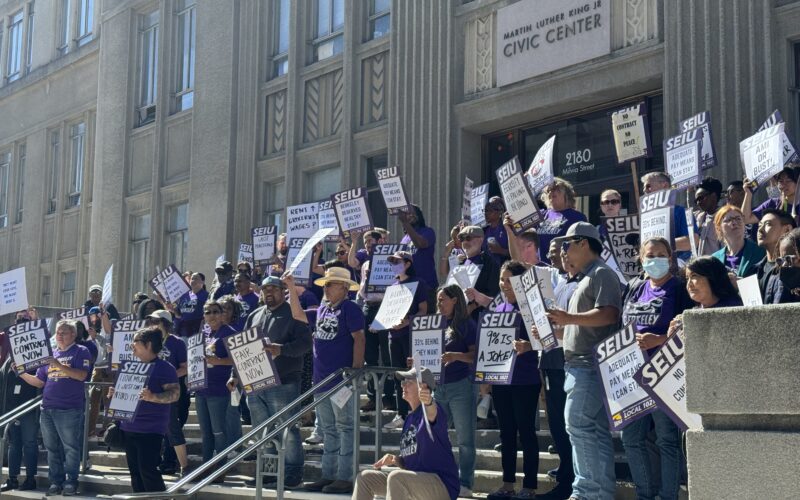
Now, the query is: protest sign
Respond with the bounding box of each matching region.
[519,268,558,351]
[447,248,465,274]
[226,327,280,396]
[639,190,675,245]
[370,282,419,331]
[470,183,490,226]
[740,123,786,187]
[664,128,703,190]
[474,312,519,384]
[238,243,254,265]
[215,254,226,267]
[527,135,556,195]
[602,215,642,279]
[487,292,505,312]
[317,200,341,242]
[107,361,154,422]
[611,102,651,164]
[496,157,543,234]
[411,351,434,440]
[102,265,114,307]
[447,263,482,292]
[0,267,28,316]
[685,209,699,259]
[286,228,335,285]
[758,110,799,166]
[332,187,373,239]
[149,265,191,304]
[286,202,319,240]
[365,244,407,293]
[633,323,702,431]
[461,177,474,222]
[508,275,537,344]
[58,307,90,330]
[6,320,52,374]
[252,225,278,265]
[374,165,412,215]
[601,241,629,284]
[411,315,446,383]
[186,331,207,391]
[110,319,147,370]
[738,274,763,306]
[594,324,656,430]
[679,111,717,170]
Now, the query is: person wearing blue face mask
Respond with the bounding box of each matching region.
[619,236,694,500]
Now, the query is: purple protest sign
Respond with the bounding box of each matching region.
[474,312,519,385]
[252,225,278,266]
[106,361,155,422]
[186,331,207,391]
[6,320,53,374]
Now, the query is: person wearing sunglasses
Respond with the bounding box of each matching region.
[536,178,587,265]
[482,196,510,266]
[754,209,797,297]
[599,189,622,218]
[765,228,800,304]
[456,226,501,321]
[693,176,724,256]
[711,206,765,278]
[547,222,622,500]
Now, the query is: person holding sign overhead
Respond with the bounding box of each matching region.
[742,165,800,224]
[19,320,92,497]
[482,196,511,266]
[170,272,209,338]
[398,205,438,291]
[640,172,694,261]
[108,327,179,493]
[710,206,765,278]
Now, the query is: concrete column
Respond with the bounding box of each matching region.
[18,129,47,298]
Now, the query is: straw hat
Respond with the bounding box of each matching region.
[313,267,359,291]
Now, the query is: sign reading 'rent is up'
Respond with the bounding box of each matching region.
[496,0,611,87]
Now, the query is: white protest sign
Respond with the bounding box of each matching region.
[738,274,763,306]
[664,128,703,190]
[102,265,114,307]
[331,385,353,410]
[149,265,191,303]
[527,135,556,195]
[680,111,717,170]
[332,188,373,239]
[238,243,254,265]
[374,166,412,215]
[685,209,699,259]
[411,351,434,440]
[639,190,675,245]
[186,331,207,391]
[370,282,419,331]
[447,249,465,274]
[594,324,656,430]
[507,274,542,351]
[111,319,147,370]
[107,361,154,422]
[226,327,280,396]
[252,226,278,265]
[286,202,319,240]
[496,157,543,234]
[474,312,518,384]
[602,215,642,280]
[58,307,90,330]
[411,315,446,383]
[740,123,786,187]
[522,269,561,351]
[0,267,28,316]
[447,263,481,291]
[7,320,53,374]
[633,324,702,431]
[317,200,341,242]
[215,254,226,268]
[365,244,408,293]
[611,102,651,163]
[461,177,474,222]
[758,110,799,166]
[286,228,335,284]
[470,183,490,226]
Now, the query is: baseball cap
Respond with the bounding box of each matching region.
[148,310,173,324]
[89,284,103,293]
[260,276,287,289]
[458,225,484,239]
[552,222,602,245]
[485,196,505,211]
[386,251,413,264]
[395,366,436,391]
[215,261,234,273]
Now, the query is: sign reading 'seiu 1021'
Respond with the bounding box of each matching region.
[496,0,611,87]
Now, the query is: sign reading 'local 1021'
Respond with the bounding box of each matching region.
[496,0,611,87]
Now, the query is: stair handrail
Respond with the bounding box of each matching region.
[0,395,42,429]
[111,366,397,500]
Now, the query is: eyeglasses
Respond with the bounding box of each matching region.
[336,251,347,256]
[203,310,222,316]
[694,194,708,204]
[776,255,797,268]
[560,237,585,252]
[145,318,161,326]
[458,234,476,242]
[600,199,620,206]
[722,216,744,225]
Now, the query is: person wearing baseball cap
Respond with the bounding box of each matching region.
[211,261,235,300]
[353,366,459,500]
[456,225,500,321]
[482,196,510,266]
[548,221,622,500]
[84,284,120,320]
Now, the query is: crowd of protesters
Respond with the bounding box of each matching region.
[0,163,798,500]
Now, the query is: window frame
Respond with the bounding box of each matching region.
[270,0,290,78]
[25,1,34,74]
[311,0,344,63]
[173,0,196,113]
[57,0,71,55]
[15,144,25,224]
[165,203,189,271]
[262,180,286,232]
[76,0,93,46]
[60,270,76,307]
[128,213,151,303]
[67,121,86,208]
[367,0,390,41]
[137,10,159,125]
[6,10,24,83]
[48,130,61,214]
[0,150,10,229]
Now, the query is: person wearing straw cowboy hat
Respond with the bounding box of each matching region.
[302,267,365,495]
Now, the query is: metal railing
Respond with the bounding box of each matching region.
[111,366,396,500]
[82,380,115,472]
[0,395,42,485]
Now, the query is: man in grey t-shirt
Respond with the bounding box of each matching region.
[548,222,621,500]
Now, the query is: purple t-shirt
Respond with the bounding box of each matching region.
[725,247,745,273]
[160,334,188,371]
[494,302,540,385]
[401,226,438,288]
[622,277,682,355]
[399,403,460,500]
[196,324,237,397]
[313,300,365,392]
[121,359,178,434]
[36,343,92,410]
[442,318,477,384]
[536,208,587,264]
[298,289,320,309]
[82,340,98,364]
[482,223,509,266]
[237,292,260,324]
[753,197,800,220]
[355,248,369,267]
[389,278,430,339]
[176,289,209,337]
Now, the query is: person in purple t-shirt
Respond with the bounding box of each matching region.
[234,272,260,322]
[742,165,800,225]
[536,178,588,264]
[108,327,179,493]
[398,205,438,292]
[482,196,511,266]
[353,366,459,500]
[169,273,209,338]
[685,257,744,309]
[20,320,92,497]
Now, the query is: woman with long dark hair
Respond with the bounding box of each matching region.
[685,257,743,308]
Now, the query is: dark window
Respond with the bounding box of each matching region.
[365,153,389,230]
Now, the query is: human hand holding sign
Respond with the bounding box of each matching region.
[263,343,282,358]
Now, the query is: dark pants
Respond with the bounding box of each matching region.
[7,410,39,479]
[493,384,541,489]
[543,368,575,485]
[124,431,166,493]
[162,378,189,466]
[389,334,411,418]
[363,302,394,403]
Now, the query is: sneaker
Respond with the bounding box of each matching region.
[62,483,78,496]
[46,484,63,496]
[487,487,516,500]
[321,480,353,493]
[1,478,19,491]
[304,433,323,445]
[459,485,474,498]
[361,399,376,412]
[494,442,502,452]
[383,415,405,429]
[512,489,536,499]
[477,394,492,419]
[301,478,334,491]
[20,477,36,491]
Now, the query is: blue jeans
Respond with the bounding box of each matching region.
[40,408,83,488]
[248,382,304,483]
[564,365,615,500]
[434,376,477,489]
[621,409,682,500]
[227,396,243,445]
[315,391,355,481]
[195,394,233,462]
[8,410,39,478]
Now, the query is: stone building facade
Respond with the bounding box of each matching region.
[1,0,800,308]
